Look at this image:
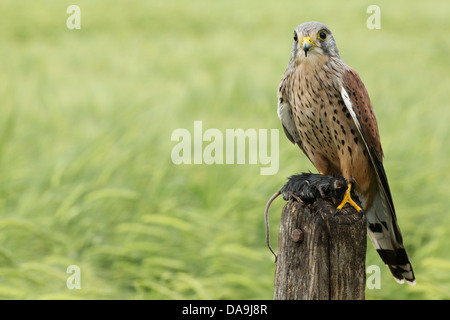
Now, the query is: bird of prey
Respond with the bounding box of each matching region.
[277,21,415,285]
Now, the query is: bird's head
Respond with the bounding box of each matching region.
[290,22,341,65]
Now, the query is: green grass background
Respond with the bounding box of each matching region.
[0,0,449,299]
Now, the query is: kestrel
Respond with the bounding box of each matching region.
[277,21,415,285]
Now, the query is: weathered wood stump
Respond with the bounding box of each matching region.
[272,174,367,300]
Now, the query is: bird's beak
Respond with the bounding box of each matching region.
[301,36,315,57]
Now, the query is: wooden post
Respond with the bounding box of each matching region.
[273,196,367,300]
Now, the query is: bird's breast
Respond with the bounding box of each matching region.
[288,65,369,184]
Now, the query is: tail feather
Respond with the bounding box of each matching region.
[366,187,415,285]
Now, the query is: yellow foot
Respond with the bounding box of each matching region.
[335,183,363,213]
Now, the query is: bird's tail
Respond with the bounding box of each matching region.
[366,187,416,285]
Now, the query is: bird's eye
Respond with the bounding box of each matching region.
[318,30,327,40]
[293,31,298,42]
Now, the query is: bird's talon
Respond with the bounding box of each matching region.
[335,183,363,213]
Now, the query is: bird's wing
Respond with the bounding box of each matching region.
[277,98,299,145]
[277,73,300,145]
[277,77,313,162]
[341,67,415,285]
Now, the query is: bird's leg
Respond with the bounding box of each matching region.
[335,183,363,213]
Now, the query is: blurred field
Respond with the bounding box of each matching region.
[0,0,449,299]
